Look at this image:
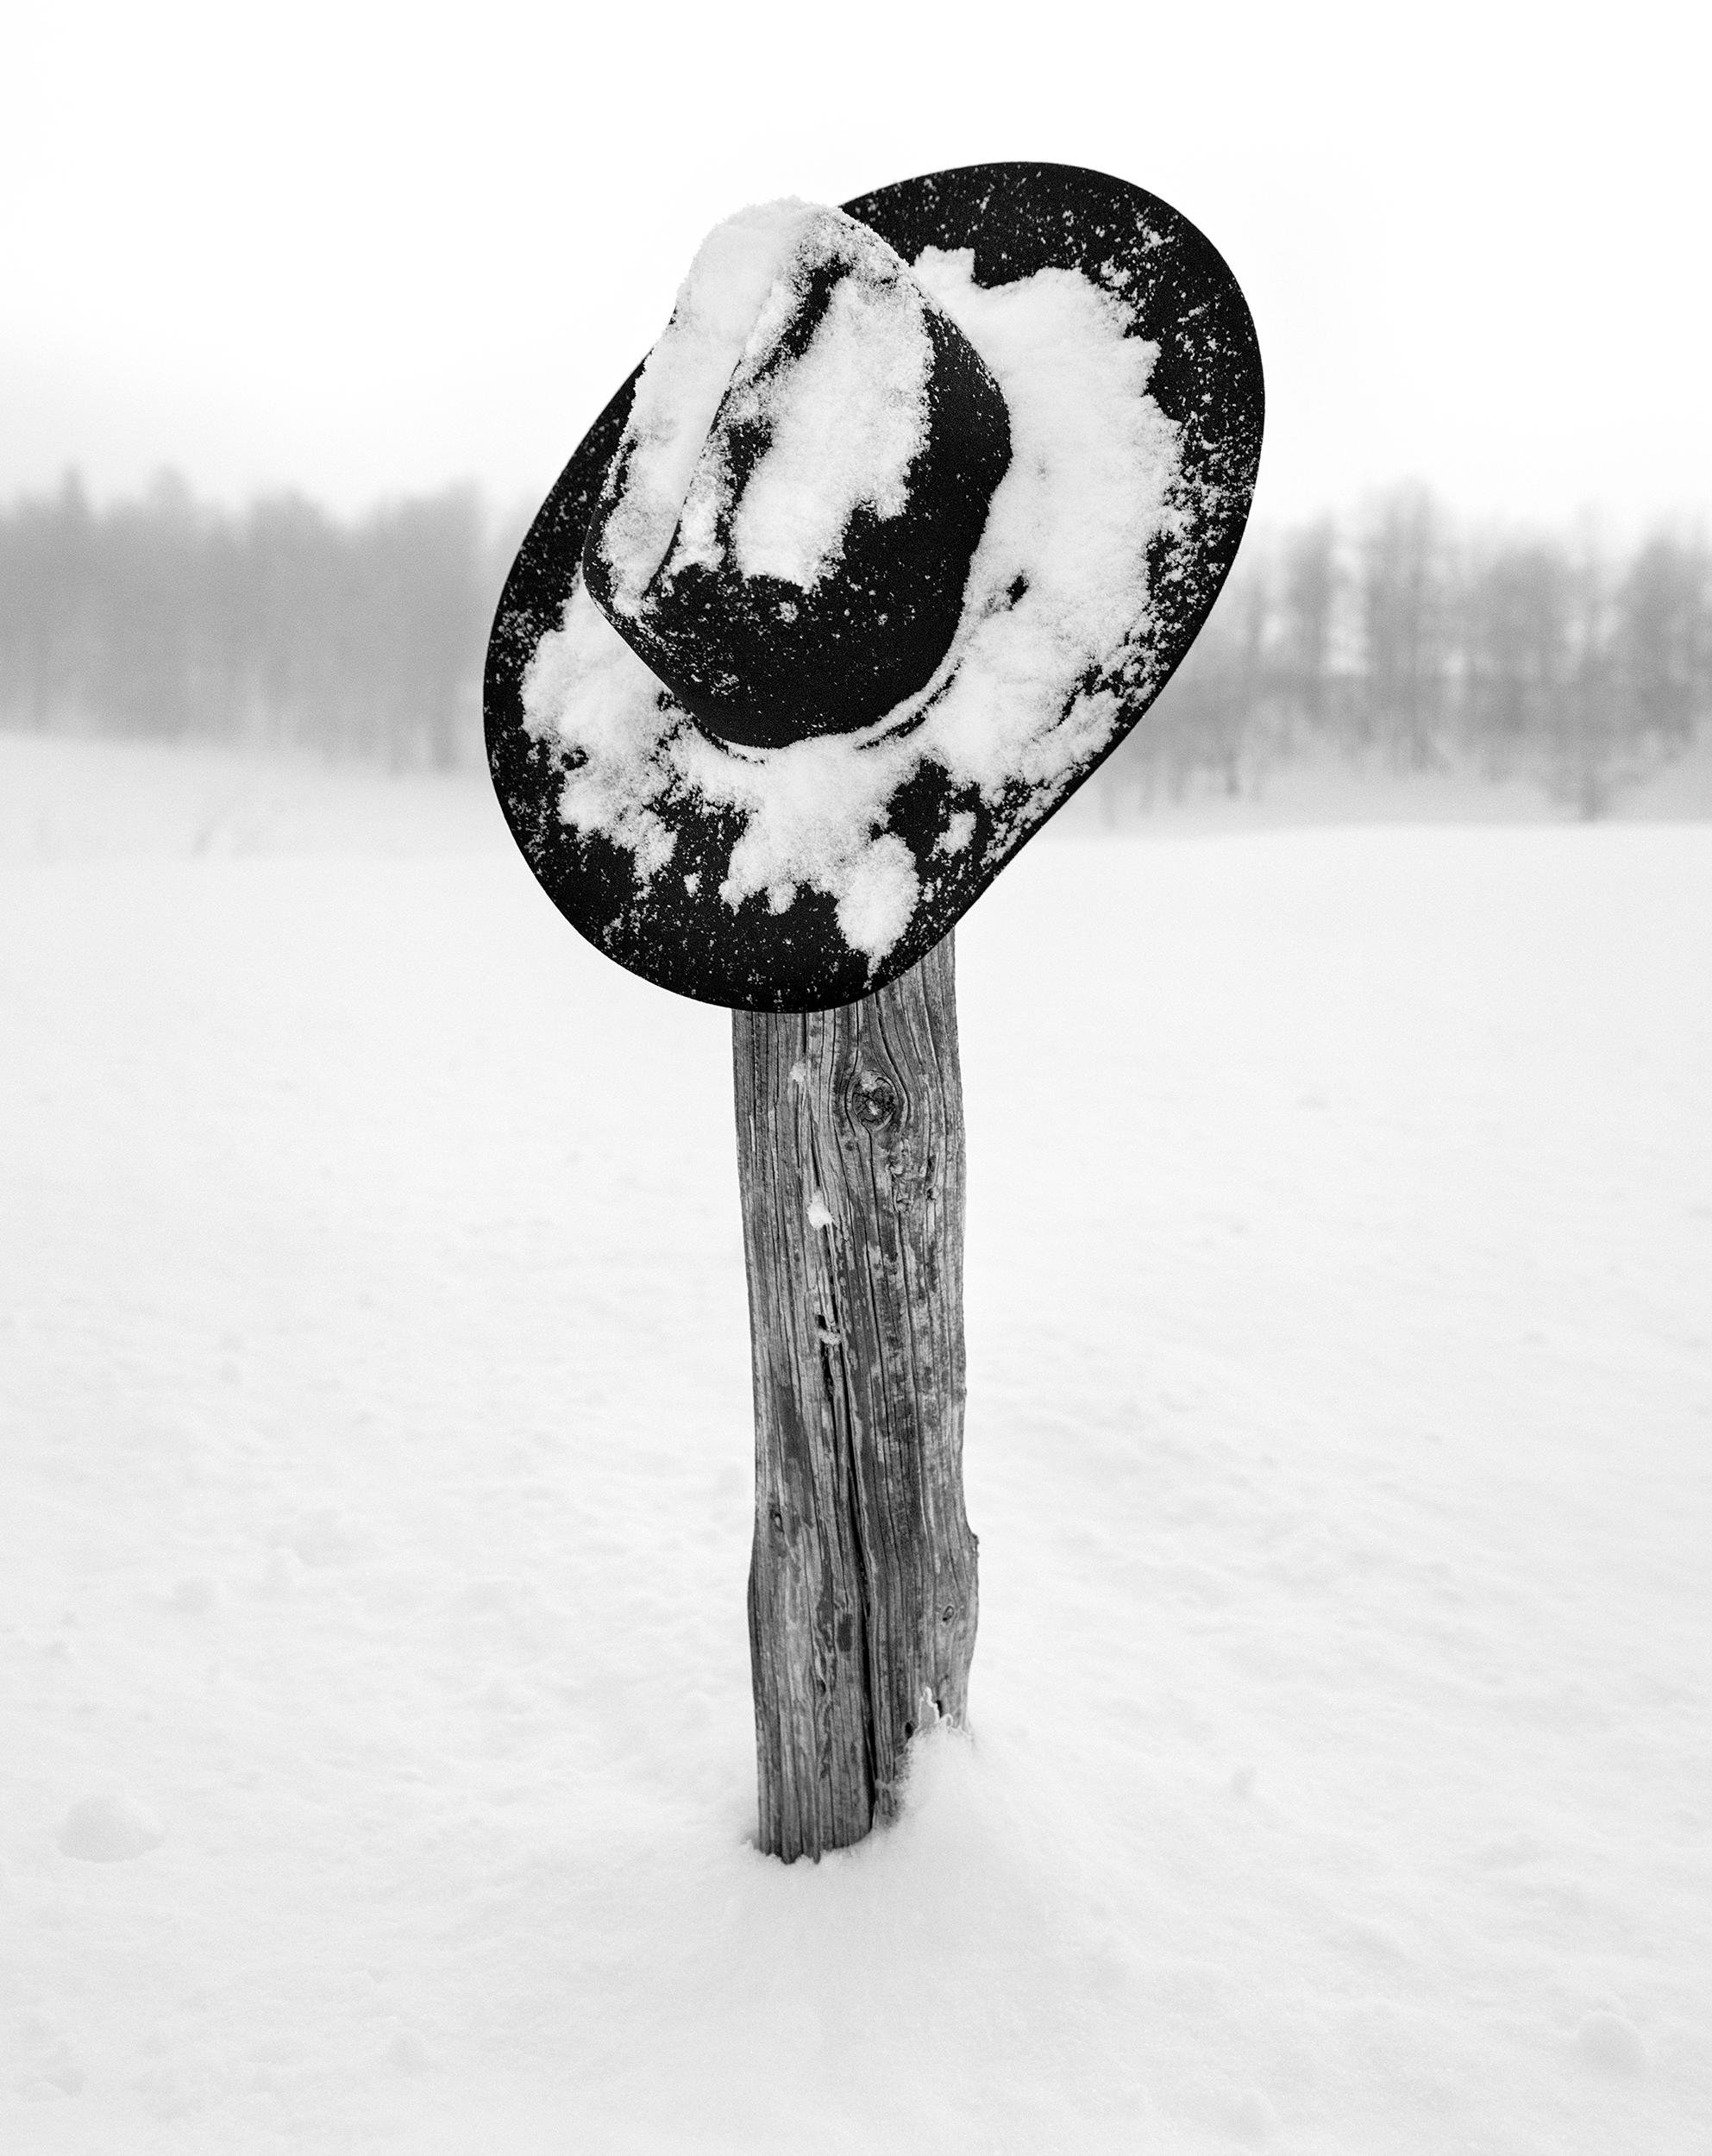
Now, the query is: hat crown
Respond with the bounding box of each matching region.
[581,202,1012,751]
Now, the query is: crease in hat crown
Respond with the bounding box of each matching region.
[580,199,1013,752]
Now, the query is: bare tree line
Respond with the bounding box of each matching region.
[2,475,1708,811]
[1093,489,1711,818]
[0,472,507,768]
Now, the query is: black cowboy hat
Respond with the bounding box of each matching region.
[486,160,1263,1012]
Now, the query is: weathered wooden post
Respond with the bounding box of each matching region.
[735,935,975,1860]
[482,161,1260,1865]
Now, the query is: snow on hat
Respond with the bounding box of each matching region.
[486,161,1264,1012]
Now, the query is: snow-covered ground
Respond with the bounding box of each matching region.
[3,735,1709,2153]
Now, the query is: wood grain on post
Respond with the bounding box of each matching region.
[732,932,977,1862]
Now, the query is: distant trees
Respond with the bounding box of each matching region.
[0,473,506,768]
[1276,517,1336,736]
[2,476,1708,811]
[1093,492,1712,818]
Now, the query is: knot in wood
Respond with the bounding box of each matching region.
[846,1064,900,1131]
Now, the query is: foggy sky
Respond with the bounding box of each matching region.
[3,0,1707,531]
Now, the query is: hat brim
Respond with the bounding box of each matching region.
[486,160,1264,1012]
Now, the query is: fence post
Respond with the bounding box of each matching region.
[732,931,977,1861]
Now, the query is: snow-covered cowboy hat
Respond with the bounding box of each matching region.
[486,160,1263,1012]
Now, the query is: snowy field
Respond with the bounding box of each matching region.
[3,735,1709,2153]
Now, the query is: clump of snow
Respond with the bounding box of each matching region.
[596,200,806,616]
[518,583,677,882]
[1575,2010,1649,2076]
[523,214,1184,968]
[57,1789,165,1863]
[598,201,932,612]
[387,2024,436,2077]
[262,1544,307,1595]
[280,1503,361,1566]
[831,829,920,956]
[729,260,931,589]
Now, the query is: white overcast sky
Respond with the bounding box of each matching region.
[3,0,1706,532]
